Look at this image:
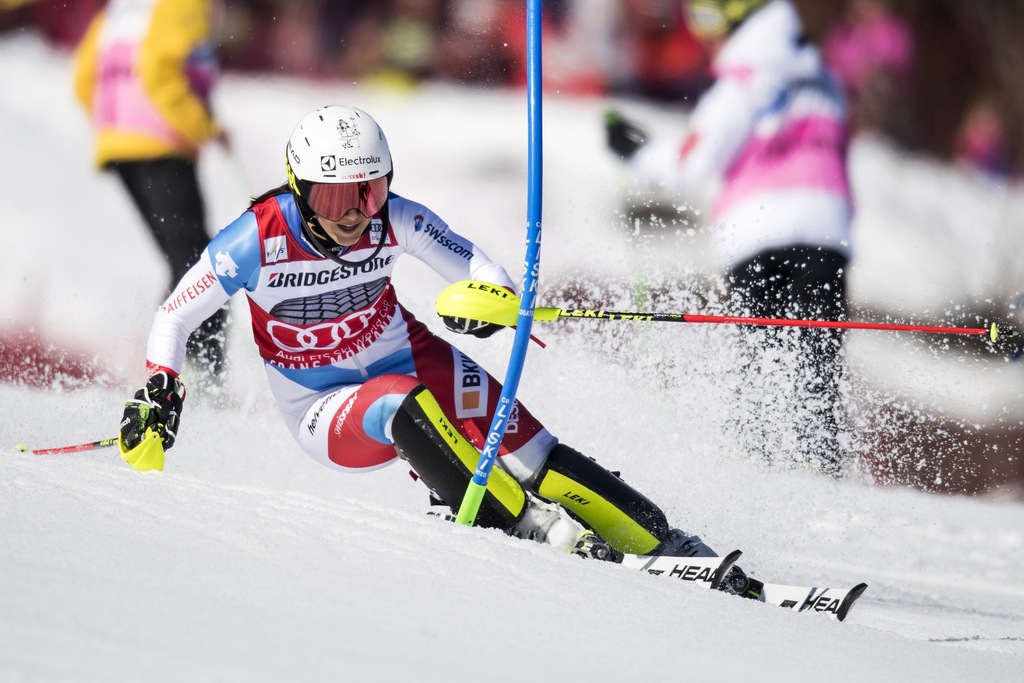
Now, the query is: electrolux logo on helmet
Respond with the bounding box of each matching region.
[340,155,381,166]
[318,154,382,174]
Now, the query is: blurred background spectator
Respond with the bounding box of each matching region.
[1,0,1021,175]
[954,95,1012,179]
[71,0,230,381]
[821,0,914,139]
[610,0,709,101]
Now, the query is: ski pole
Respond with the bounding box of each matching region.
[454,0,544,527]
[15,437,119,455]
[436,280,1012,343]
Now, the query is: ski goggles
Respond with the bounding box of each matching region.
[307,177,388,221]
[684,1,731,40]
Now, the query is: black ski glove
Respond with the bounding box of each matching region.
[604,110,647,160]
[442,316,504,339]
[120,371,186,450]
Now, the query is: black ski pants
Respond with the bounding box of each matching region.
[110,157,227,377]
[728,246,848,475]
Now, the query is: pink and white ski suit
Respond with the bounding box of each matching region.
[630,0,853,269]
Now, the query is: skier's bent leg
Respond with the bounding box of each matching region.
[389,385,592,552]
[529,444,722,557]
[531,444,763,597]
[530,443,667,555]
[294,374,419,472]
[391,384,528,531]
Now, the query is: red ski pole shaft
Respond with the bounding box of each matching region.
[28,437,119,455]
[680,315,989,336]
[556,309,993,337]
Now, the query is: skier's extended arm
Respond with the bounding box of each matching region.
[121,212,260,452]
[626,77,759,195]
[393,199,514,338]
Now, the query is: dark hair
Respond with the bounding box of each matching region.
[248,183,291,210]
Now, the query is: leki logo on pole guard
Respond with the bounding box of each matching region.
[267,306,378,352]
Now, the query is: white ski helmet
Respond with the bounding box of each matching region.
[284,105,394,264]
[286,105,392,187]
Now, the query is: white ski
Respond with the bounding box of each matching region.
[761,582,868,622]
[620,549,743,591]
[621,549,868,621]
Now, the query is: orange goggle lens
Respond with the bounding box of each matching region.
[308,177,388,221]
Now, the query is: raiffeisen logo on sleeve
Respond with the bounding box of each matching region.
[452,348,488,419]
[264,236,288,264]
[162,270,219,314]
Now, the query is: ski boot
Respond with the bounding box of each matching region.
[654,528,718,558]
[512,497,591,552]
[509,497,620,562]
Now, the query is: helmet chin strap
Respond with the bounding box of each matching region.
[302,202,391,269]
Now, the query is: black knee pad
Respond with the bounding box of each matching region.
[531,443,671,555]
[391,384,526,531]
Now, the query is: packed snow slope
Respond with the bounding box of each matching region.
[2,34,1023,682]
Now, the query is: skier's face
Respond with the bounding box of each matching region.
[315,209,372,247]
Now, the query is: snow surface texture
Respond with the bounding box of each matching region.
[1,34,1023,681]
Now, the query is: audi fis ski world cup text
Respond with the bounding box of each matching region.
[260,295,394,369]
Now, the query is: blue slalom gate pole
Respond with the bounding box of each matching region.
[455,0,544,526]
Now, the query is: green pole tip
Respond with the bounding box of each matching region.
[14,444,28,452]
[454,482,487,527]
[991,322,999,343]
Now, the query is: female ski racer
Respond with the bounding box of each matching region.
[606,0,853,475]
[119,105,760,598]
